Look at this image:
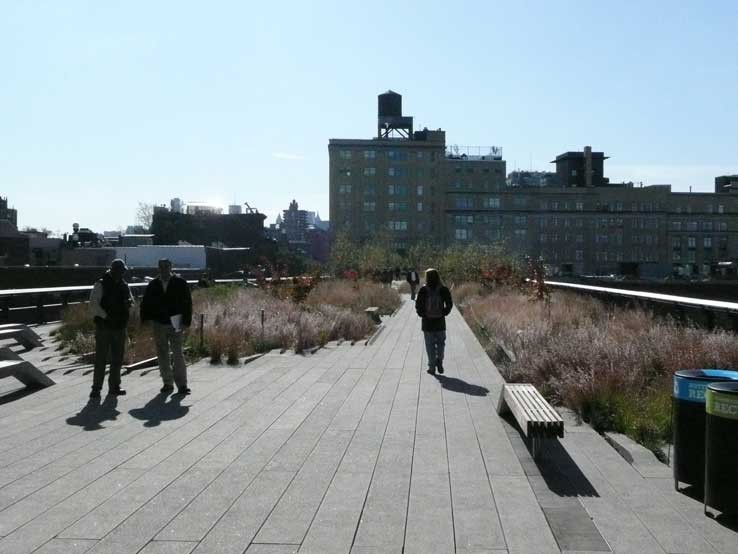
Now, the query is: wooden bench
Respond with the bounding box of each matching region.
[498,383,564,459]
[0,347,55,388]
[0,326,43,349]
[364,307,381,324]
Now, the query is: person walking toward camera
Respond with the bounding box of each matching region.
[406,268,420,300]
[89,259,133,399]
[415,268,453,375]
[141,258,192,395]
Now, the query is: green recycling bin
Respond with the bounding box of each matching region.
[704,382,738,516]
[672,369,738,493]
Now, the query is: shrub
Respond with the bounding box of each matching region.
[464,288,738,451]
[305,280,401,315]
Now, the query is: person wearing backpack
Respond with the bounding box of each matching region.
[406,268,420,300]
[415,268,453,375]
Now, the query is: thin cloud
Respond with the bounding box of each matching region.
[272,152,307,161]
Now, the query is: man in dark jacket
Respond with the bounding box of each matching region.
[141,259,193,395]
[415,268,453,375]
[89,259,133,398]
[406,268,420,300]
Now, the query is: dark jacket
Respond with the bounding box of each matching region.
[406,270,420,285]
[96,272,132,329]
[415,285,453,332]
[141,275,193,327]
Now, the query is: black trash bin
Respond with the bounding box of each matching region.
[672,369,738,493]
[704,382,738,517]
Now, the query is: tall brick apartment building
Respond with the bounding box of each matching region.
[329,91,738,277]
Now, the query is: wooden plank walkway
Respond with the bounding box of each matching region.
[0,297,735,553]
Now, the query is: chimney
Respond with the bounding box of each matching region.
[584,146,593,187]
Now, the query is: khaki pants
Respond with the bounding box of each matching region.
[152,321,187,388]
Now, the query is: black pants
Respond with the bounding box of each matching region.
[93,324,126,392]
[410,283,418,300]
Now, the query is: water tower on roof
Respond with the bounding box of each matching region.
[377,90,414,139]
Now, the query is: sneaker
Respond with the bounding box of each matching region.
[160,385,174,394]
[89,389,101,399]
[426,367,436,375]
[109,388,126,396]
[436,362,444,374]
[177,387,191,395]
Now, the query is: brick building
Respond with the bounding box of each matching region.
[329,91,738,278]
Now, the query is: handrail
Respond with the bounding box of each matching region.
[544,280,738,314]
[0,278,250,298]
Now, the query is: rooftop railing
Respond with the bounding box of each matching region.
[446,145,503,161]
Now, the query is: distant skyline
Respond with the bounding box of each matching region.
[2,1,737,234]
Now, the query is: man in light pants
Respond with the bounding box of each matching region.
[141,259,193,395]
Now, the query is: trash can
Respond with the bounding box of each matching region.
[672,369,738,493]
[704,382,738,516]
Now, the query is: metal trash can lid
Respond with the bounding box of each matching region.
[673,370,738,403]
[706,382,738,420]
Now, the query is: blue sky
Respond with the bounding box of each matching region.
[1,1,737,234]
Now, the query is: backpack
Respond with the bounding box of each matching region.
[424,287,444,319]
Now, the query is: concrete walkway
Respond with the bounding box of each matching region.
[0,298,735,554]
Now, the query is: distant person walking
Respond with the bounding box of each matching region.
[141,259,193,395]
[415,268,453,375]
[89,259,133,399]
[406,268,420,300]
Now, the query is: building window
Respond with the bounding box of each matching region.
[388,150,408,161]
[338,168,351,177]
[717,222,728,231]
[416,151,424,160]
[687,237,696,249]
[575,250,583,261]
[338,184,352,194]
[455,228,469,240]
[704,237,712,249]
[454,215,473,225]
[483,196,500,209]
[387,220,408,231]
[671,221,682,231]
[455,196,474,209]
[339,150,352,160]
[388,201,408,212]
[388,184,407,196]
[514,197,527,208]
[514,229,527,239]
[673,252,681,261]
[686,221,698,231]
[388,167,407,177]
[514,215,527,226]
[576,202,584,211]
[718,205,725,214]
[363,183,376,196]
[363,150,376,159]
[362,201,376,212]
[702,221,713,231]
[416,185,424,196]
[672,237,681,249]
[417,202,423,212]
[551,201,559,210]
[540,200,548,210]
[540,234,548,243]
[363,167,376,176]
[576,234,583,243]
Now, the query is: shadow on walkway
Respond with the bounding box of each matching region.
[501,412,599,499]
[434,374,489,396]
[66,396,120,431]
[129,393,189,428]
